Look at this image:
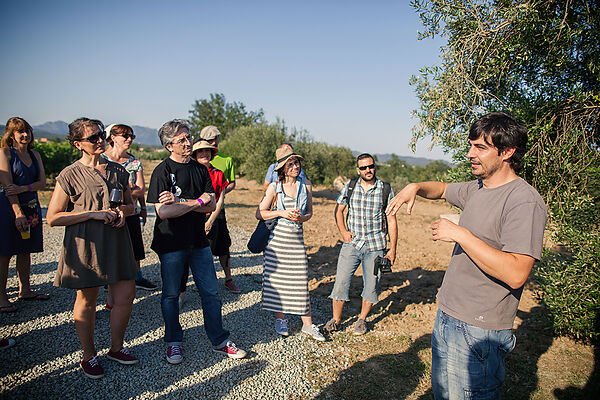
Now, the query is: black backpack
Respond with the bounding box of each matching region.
[342,177,392,235]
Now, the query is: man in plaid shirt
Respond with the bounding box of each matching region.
[324,153,398,335]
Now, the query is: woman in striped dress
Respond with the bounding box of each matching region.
[256,147,324,341]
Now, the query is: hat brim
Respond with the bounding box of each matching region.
[274,154,303,171]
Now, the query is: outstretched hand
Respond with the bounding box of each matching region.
[386,184,418,216]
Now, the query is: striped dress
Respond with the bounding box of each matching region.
[262,195,310,315]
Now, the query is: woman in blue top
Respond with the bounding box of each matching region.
[0,117,48,313]
[256,147,324,341]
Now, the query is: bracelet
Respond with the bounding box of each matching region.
[196,197,205,206]
[27,184,32,192]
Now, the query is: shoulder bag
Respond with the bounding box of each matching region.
[247,191,279,253]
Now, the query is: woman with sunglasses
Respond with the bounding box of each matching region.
[256,146,325,341]
[0,117,48,313]
[103,124,157,304]
[47,118,139,379]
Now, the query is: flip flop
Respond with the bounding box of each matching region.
[0,304,17,313]
[18,293,50,301]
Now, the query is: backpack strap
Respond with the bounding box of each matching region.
[381,181,391,236]
[343,177,359,226]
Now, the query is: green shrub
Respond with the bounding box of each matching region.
[35,140,78,179]
[220,122,356,185]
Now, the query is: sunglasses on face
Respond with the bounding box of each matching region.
[77,131,106,144]
[358,164,375,171]
[116,133,136,140]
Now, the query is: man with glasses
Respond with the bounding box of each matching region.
[147,119,246,364]
[324,153,397,335]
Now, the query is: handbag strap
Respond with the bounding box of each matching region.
[270,192,278,211]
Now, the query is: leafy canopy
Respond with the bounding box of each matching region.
[411,0,600,339]
[188,93,265,139]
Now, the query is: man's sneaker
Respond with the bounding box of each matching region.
[323,318,340,333]
[213,340,247,359]
[135,278,158,291]
[80,356,104,379]
[0,338,15,350]
[352,319,367,336]
[224,279,241,294]
[107,347,139,365]
[275,318,289,336]
[301,324,326,342]
[166,345,183,364]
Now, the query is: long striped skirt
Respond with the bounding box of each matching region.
[262,221,310,315]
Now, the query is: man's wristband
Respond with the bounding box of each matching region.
[196,197,205,206]
[27,184,32,192]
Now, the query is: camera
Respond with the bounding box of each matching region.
[373,255,392,275]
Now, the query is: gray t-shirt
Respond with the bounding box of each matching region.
[438,178,547,330]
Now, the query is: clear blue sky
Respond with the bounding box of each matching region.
[0,0,448,160]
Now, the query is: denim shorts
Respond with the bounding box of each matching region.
[431,309,516,399]
[329,242,383,304]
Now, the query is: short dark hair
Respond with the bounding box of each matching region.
[67,118,104,147]
[356,153,374,166]
[468,111,527,173]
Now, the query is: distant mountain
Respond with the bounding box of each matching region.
[35,121,68,135]
[24,120,161,146]
[130,125,160,146]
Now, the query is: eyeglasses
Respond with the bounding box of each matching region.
[116,133,136,140]
[358,164,375,171]
[77,131,106,144]
[171,135,191,145]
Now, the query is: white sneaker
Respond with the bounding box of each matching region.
[275,318,289,336]
[301,324,325,341]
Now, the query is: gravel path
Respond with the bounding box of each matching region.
[0,209,335,399]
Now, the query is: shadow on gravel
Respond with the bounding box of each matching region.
[168,360,268,398]
[308,242,445,327]
[315,334,433,399]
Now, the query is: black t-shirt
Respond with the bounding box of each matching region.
[147,157,214,254]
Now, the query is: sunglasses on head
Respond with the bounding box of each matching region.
[77,131,106,144]
[358,164,375,171]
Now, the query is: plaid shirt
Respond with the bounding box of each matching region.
[336,178,394,251]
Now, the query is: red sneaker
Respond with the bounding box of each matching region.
[107,347,139,365]
[166,345,183,365]
[224,279,241,294]
[0,338,16,350]
[213,341,247,359]
[80,356,104,379]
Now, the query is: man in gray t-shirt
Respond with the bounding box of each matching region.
[386,112,547,399]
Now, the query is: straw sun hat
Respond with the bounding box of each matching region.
[192,140,217,156]
[274,146,303,171]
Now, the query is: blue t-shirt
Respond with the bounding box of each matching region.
[264,162,307,183]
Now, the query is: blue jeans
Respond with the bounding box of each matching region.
[158,246,229,347]
[329,242,383,304]
[431,309,516,399]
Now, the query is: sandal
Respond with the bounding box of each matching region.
[0,304,18,313]
[18,293,50,301]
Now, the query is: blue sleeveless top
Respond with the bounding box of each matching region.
[0,147,43,256]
